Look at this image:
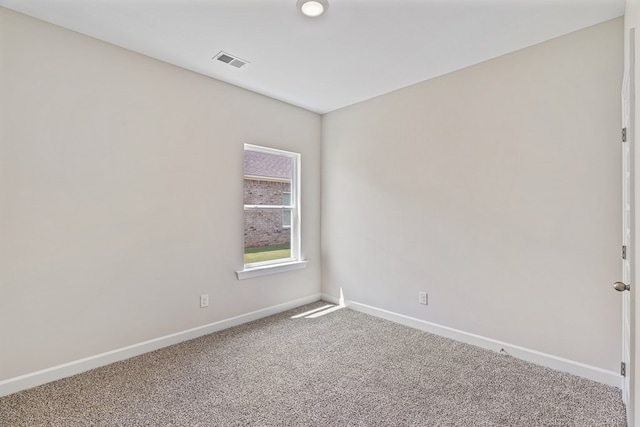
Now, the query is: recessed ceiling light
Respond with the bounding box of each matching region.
[297,0,329,18]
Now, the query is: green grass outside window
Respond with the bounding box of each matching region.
[244,244,291,264]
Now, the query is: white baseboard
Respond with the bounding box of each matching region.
[320,294,621,389]
[320,293,343,306]
[0,294,322,398]
[3,293,620,397]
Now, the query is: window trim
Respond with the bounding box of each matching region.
[238,144,303,279]
[236,260,308,280]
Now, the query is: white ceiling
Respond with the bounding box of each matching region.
[0,0,625,114]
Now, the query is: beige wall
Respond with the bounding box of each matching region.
[0,8,321,380]
[322,18,623,371]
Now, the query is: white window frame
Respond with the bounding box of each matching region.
[237,144,307,279]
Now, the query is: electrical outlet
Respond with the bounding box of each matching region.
[200,294,209,308]
[419,292,428,305]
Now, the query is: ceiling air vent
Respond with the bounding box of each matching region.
[214,51,249,69]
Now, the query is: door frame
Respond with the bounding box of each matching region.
[625,26,637,427]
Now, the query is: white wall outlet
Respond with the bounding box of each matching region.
[419,292,428,305]
[200,294,209,308]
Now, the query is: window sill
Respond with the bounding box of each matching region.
[236,260,308,280]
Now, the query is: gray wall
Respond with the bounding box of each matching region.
[0,8,321,380]
[321,18,624,372]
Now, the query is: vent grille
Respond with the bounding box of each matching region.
[214,51,249,69]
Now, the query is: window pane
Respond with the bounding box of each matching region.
[244,180,291,206]
[243,144,299,269]
[244,209,291,264]
[243,150,292,206]
[283,208,292,227]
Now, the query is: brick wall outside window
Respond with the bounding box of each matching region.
[244,179,291,248]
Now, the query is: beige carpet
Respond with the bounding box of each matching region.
[0,302,627,426]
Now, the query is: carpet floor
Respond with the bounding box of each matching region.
[0,302,627,426]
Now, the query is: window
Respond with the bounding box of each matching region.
[239,144,305,278]
[282,192,292,228]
